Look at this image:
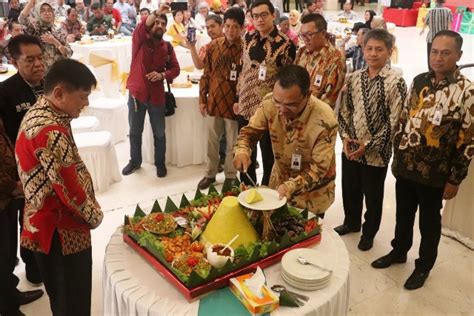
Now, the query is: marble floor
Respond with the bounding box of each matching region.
[14,9,473,316]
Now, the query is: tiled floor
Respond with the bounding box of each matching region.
[15,9,473,316]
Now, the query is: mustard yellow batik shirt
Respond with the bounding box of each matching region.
[234,94,338,214]
[295,45,346,108]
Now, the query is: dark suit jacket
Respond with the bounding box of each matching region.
[0,73,38,144]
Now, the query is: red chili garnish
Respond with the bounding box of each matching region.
[165,253,174,263]
[304,219,317,233]
[154,213,164,221]
[187,256,199,267]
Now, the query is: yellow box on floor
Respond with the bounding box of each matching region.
[229,273,279,315]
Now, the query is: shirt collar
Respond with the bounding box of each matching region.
[255,26,279,43]
[427,68,459,85]
[304,44,329,56]
[224,37,241,48]
[40,97,73,123]
[364,64,391,78]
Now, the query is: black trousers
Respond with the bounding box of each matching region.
[237,116,274,186]
[390,177,444,272]
[0,201,21,315]
[34,231,92,316]
[341,154,388,239]
[17,198,42,283]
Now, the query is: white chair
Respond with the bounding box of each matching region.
[71,116,100,134]
[74,131,122,193]
[84,97,128,144]
[88,49,121,98]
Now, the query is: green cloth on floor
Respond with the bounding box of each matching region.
[198,287,270,316]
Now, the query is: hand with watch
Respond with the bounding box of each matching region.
[145,71,166,82]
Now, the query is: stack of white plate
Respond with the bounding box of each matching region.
[281,248,332,291]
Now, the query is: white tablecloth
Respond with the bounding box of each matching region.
[71,116,100,133]
[74,131,122,193]
[103,228,350,316]
[442,162,474,249]
[142,84,208,167]
[70,38,133,74]
[84,97,128,144]
[0,64,16,82]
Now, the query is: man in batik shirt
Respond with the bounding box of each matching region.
[15,59,103,315]
[235,0,296,186]
[197,8,245,190]
[61,7,83,42]
[372,31,473,290]
[234,65,337,216]
[296,13,346,109]
[186,14,224,70]
[336,29,407,252]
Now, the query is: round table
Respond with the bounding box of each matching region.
[0,64,17,82]
[103,228,350,316]
[70,38,133,74]
[142,84,208,167]
[442,162,474,249]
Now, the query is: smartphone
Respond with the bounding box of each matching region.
[170,2,188,12]
[187,27,196,44]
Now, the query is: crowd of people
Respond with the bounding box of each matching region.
[0,0,472,315]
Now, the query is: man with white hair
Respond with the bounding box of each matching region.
[195,1,209,29]
[140,0,158,12]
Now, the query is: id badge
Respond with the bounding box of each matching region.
[258,64,267,81]
[291,152,302,171]
[230,70,237,81]
[314,74,323,87]
[432,107,443,126]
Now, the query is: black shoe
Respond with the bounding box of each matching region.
[25,266,42,286]
[404,270,430,290]
[371,253,407,269]
[2,309,25,316]
[156,165,167,178]
[197,177,216,190]
[358,237,373,251]
[334,224,360,236]
[17,289,44,305]
[122,162,140,176]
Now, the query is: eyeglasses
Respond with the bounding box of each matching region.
[298,30,322,40]
[40,8,54,13]
[251,12,270,20]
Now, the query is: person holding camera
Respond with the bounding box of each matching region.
[122,7,180,178]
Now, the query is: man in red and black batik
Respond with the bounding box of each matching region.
[15,59,103,316]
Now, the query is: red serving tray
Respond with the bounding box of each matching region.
[123,232,322,301]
